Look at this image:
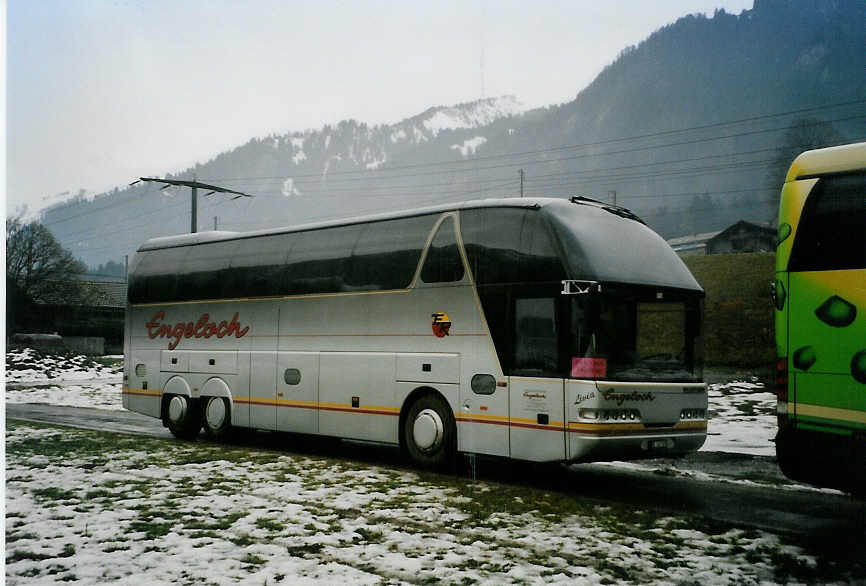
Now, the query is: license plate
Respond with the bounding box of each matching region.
[651,439,668,449]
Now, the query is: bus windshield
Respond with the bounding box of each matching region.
[570,286,703,383]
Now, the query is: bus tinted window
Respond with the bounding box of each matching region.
[286,225,362,294]
[421,216,464,283]
[789,173,866,271]
[461,208,565,285]
[522,209,565,281]
[229,234,294,297]
[514,297,558,374]
[348,215,436,290]
[175,240,236,301]
[128,248,186,303]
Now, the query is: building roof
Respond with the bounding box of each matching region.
[708,220,775,244]
[84,281,127,308]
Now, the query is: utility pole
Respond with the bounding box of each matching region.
[519,169,525,198]
[214,216,218,231]
[609,190,617,207]
[191,174,198,233]
[131,177,252,234]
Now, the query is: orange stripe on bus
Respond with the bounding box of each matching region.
[122,389,163,397]
[234,398,399,417]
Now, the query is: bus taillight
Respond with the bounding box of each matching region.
[775,357,788,402]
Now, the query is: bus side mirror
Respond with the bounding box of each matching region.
[561,280,600,296]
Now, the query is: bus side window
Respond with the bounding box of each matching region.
[461,208,565,285]
[229,234,294,297]
[129,248,187,304]
[789,173,866,271]
[348,215,436,290]
[421,216,464,283]
[176,240,236,301]
[513,297,558,374]
[286,226,362,294]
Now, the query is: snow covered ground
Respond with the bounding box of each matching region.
[5,348,123,411]
[704,378,776,457]
[6,422,852,585]
[5,349,860,584]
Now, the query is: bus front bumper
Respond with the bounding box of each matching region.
[567,426,707,463]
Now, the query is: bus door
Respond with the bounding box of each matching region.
[508,296,566,461]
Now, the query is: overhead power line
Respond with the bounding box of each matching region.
[130,177,253,234]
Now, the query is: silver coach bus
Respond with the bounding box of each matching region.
[124,197,707,467]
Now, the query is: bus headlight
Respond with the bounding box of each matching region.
[579,409,640,422]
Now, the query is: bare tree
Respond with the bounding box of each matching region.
[6,214,90,304]
[768,118,847,188]
[760,118,848,222]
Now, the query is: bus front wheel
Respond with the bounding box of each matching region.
[403,393,456,469]
[165,395,202,440]
[202,397,232,440]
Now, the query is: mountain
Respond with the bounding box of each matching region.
[42,0,866,269]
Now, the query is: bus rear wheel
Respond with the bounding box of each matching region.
[165,395,201,440]
[403,393,456,469]
[202,396,232,440]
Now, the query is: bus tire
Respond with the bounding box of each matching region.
[403,393,456,469]
[202,396,232,440]
[164,395,201,440]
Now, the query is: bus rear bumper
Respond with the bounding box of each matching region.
[567,430,706,463]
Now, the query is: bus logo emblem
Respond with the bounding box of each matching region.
[431,312,451,337]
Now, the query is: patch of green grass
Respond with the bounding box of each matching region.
[103,543,131,553]
[286,543,324,557]
[57,544,76,558]
[183,512,244,532]
[353,527,385,544]
[32,487,78,502]
[240,553,266,567]
[255,517,283,532]
[6,531,39,543]
[230,534,256,547]
[130,520,174,540]
[7,549,53,563]
[46,564,69,576]
[18,567,42,578]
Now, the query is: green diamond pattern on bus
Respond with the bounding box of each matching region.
[793,346,817,371]
[814,295,857,327]
[851,350,866,384]
[774,280,786,311]
[777,222,792,246]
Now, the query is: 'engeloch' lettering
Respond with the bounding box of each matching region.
[602,389,655,406]
[146,311,250,350]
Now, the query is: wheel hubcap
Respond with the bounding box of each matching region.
[413,409,444,452]
[168,396,187,424]
[206,398,226,429]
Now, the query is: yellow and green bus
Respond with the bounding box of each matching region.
[775,141,865,495]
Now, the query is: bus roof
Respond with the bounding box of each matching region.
[785,141,866,182]
[139,197,603,251]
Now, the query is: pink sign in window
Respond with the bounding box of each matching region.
[571,357,607,378]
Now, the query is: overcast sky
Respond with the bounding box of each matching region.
[6,0,754,216]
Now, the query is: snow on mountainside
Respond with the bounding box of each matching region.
[395,95,524,144]
[275,96,523,183]
[420,95,524,136]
